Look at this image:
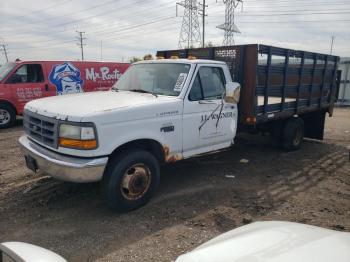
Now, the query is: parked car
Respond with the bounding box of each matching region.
[0,60,129,128]
[18,45,340,211]
[176,221,350,262]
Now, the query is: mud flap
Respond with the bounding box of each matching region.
[301,111,326,140]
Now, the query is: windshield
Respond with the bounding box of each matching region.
[113,63,191,96]
[0,62,16,82]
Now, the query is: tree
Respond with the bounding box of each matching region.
[143,54,153,60]
[129,57,141,63]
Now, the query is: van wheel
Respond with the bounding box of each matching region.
[0,103,16,129]
[102,149,160,212]
[282,118,304,151]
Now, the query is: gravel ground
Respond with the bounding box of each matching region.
[0,108,349,261]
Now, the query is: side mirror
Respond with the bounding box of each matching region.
[224,82,240,104]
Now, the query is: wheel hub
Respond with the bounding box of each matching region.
[0,109,10,124]
[121,164,151,200]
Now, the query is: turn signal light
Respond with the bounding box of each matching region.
[246,117,257,124]
[59,138,97,150]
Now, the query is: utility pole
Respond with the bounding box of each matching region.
[330,35,335,54]
[1,44,8,62]
[100,40,103,61]
[217,0,243,46]
[177,0,201,49]
[76,31,86,61]
[198,0,208,47]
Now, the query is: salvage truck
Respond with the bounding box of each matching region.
[19,44,339,211]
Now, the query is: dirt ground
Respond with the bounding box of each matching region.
[0,108,349,262]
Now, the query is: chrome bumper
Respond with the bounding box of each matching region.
[19,135,108,183]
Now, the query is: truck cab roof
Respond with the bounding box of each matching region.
[134,59,226,65]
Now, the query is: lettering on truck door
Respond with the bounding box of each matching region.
[182,65,236,157]
[7,63,54,113]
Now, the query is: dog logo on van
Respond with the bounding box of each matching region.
[49,62,84,95]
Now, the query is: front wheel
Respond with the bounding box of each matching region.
[102,149,160,212]
[0,103,16,129]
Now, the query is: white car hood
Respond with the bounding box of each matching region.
[176,221,350,262]
[25,91,170,121]
[0,242,66,262]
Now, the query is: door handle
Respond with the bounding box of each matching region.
[198,100,217,105]
[45,84,49,91]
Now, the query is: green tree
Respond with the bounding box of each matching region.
[129,57,141,63]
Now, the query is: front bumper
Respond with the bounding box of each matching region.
[19,135,108,183]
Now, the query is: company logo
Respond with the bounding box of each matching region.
[85,67,121,82]
[49,62,84,95]
[201,112,234,123]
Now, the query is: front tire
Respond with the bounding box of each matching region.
[102,149,160,212]
[0,103,16,129]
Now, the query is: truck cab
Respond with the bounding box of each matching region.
[19,58,241,211]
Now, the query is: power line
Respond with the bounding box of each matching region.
[177,0,202,48]
[76,31,86,61]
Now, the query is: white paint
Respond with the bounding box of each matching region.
[0,242,67,262]
[176,221,350,262]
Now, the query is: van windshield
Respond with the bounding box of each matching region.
[0,62,16,82]
[112,63,191,96]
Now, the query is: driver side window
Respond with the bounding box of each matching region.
[7,64,44,84]
[188,66,226,101]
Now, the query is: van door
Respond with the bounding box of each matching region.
[182,65,236,158]
[7,63,54,113]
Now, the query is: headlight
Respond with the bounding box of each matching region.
[59,123,97,150]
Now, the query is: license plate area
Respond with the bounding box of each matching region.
[25,155,38,172]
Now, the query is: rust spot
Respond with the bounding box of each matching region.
[162,145,182,163]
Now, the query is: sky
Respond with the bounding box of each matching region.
[0,0,349,64]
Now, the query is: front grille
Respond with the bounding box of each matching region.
[23,110,59,148]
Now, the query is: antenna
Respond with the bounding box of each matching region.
[177,0,201,49]
[217,0,243,46]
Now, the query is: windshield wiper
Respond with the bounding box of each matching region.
[129,89,158,97]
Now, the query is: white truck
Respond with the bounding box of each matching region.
[19,45,339,211]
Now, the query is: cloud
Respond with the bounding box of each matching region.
[0,0,349,64]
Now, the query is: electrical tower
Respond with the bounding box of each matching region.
[1,44,9,62]
[76,31,86,61]
[217,0,243,46]
[177,0,201,49]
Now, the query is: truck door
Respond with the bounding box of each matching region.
[7,63,54,113]
[182,65,236,158]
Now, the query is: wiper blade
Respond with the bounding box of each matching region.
[129,89,158,97]
[129,89,150,93]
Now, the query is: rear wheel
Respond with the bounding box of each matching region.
[0,103,16,129]
[282,117,304,151]
[102,149,160,212]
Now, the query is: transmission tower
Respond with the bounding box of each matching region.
[177,0,201,49]
[217,0,243,46]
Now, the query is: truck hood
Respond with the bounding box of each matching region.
[25,91,174,121]
[176,221,350,262]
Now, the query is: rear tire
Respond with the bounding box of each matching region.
[282,117,304,151]
[0,103,16,129]
[102,149,160,212]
